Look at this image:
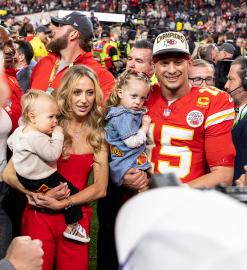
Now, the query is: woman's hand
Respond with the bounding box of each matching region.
[45,183,70,200]
[123,168,149,190]
[27,193,66,211]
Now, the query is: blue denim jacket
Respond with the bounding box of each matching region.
[105,107,152,186]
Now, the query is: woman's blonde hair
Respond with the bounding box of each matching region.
[196,44,217,64]
[21,89,56,124]
[105,69,150,109]
[56,65,104,158]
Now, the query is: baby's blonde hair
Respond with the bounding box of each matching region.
[21,89,56,124]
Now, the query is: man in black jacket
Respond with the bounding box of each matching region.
[225,56,247,182]
[225,32,241,59]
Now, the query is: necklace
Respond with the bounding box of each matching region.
[69,125,84,140]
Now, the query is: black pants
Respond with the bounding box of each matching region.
[17,171,82,224]
[0,182,12,259]
[97,180,136,270]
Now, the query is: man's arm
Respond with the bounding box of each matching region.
[122,168,149,191]
[189,88,235,188]
[188,166,233,188]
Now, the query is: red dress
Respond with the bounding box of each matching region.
[22,154,94,270]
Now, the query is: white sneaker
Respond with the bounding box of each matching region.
[63,224,90,243]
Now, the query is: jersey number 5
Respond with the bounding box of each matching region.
[149,124,194,178]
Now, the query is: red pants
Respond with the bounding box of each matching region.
[22,205,92,270]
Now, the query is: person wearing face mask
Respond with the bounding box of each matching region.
[225,56,247,182]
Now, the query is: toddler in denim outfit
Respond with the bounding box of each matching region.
[105,70,152,187]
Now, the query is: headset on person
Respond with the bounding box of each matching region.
[228,55,247,94]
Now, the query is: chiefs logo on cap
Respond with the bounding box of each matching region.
[165,39,177,46]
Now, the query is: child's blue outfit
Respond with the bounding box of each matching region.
[105,106,152,186]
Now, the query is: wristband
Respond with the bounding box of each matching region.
[65,196,73,209]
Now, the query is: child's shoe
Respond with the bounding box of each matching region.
[63,223,90,243]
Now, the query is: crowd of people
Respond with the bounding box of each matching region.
[0,2,247,270]
[0,0,246,42]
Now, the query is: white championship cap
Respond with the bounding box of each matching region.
[153,31,190,57]
[115,187,247,270]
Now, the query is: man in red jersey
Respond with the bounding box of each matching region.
[30,12,115,97]
[124,31,235,189]
[98,33,236,270]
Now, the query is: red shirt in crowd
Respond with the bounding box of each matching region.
[4,68,22,130]
[30,52,115,98]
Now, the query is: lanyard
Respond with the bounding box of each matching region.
[47,59,74,94]
[48,58,60,89]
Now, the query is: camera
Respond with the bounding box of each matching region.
[215,185,247,204]
[150,173,247,204]
[118,34,128,58]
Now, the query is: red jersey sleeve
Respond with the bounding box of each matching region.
[4,70,22,130]
[202,86,235,167]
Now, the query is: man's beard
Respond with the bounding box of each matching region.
[47,30,71,53]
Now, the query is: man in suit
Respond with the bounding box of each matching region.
[225,56,247,182]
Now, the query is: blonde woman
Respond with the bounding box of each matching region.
[3,65,108,270]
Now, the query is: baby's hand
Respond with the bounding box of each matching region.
[53,126,63,134]
[142,115,151,127]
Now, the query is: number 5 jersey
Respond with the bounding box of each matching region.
[146,85,236,183]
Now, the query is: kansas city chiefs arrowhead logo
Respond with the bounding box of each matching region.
[164,39,177,47]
